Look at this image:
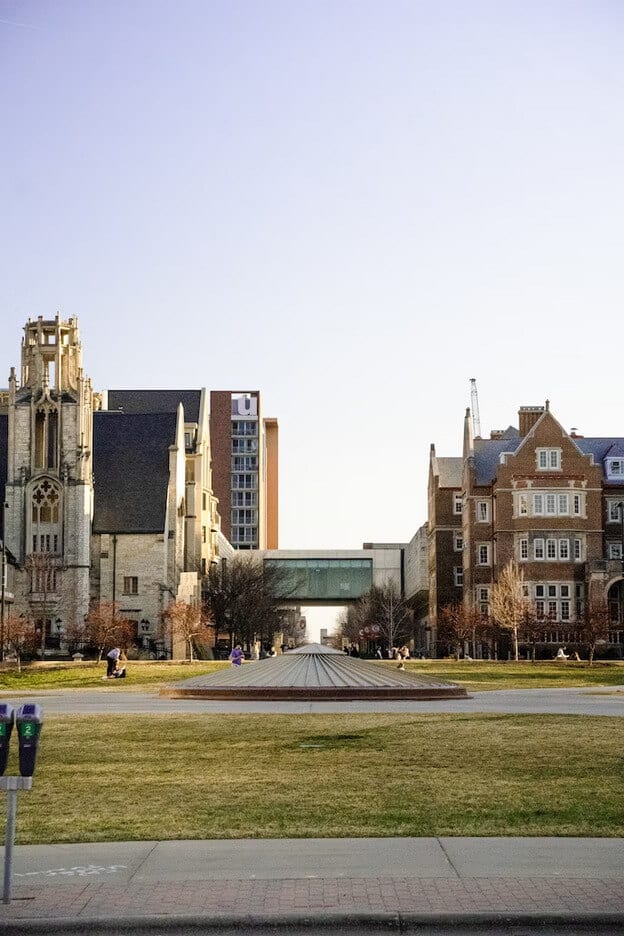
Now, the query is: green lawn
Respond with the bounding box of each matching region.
[1,658,623,692]
[6,712,624,844]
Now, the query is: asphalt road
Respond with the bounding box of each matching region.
[1,685,623,715]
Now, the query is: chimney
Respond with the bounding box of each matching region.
[518,405,545,437]
[490,429,504,440]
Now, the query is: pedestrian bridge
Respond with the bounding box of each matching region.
[255,547,403,605]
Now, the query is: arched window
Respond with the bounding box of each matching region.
[30,478,62,554]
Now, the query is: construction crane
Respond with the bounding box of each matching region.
[470,378,482,439]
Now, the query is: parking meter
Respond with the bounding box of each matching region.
[0,703,14,776]
[15,704,43,777]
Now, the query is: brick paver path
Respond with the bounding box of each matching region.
[1,875,623,923]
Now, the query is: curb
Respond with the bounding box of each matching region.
[2,910,624,934]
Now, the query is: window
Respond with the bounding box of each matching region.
[478,587,489,602]
[477,544,490,565]
[453,493,463,515]
[548,601,557,619]
[477,500,489,522]
[454,566,463,587]
[231,508,258,526]
[560,585,570,598]
[534,539,545,560]
[232,473,257,490]
[535,585,545,598]
[520,538,529,560]
[548,585,557,598]
[232,421,258,437]
[546,494,556,515]
[608,543,623,559]
[232,490,257,507]
[537,448,561,470]
[202,526,206,543]
[533,494,544,515]
[608,500,624,522]
[573,494,582,515]
[558,539,569,560]
[518,493,528,516]
[123,576,138,595]
[536,600,545,618]
[454,531,463,552]
[232,455,257,472]
[558,494,569,515]
[574,538,582,560]
[607,458,624,478]
[560,601,570,621]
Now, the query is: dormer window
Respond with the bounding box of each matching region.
[536,448,561,471]
[606,458,624,479]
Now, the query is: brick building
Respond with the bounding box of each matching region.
[429,402,624,656]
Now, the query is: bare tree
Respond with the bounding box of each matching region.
[161,600,213,661]
[203,556,296,652]
[334,582,411,653]
[489,560,527,662]
[439,602,483,660]
[4,613,37,671]
[83,601,135,662]
[578,597,611,666]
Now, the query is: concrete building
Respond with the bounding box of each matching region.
[428,401,624,656]
[209,390,278,550]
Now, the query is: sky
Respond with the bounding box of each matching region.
[2,1,624,635]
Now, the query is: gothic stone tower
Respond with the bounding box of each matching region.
[5,316,94,646]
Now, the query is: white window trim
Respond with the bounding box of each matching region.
[477,543,490,566]
[536,448,561,471]
[476,500,490,523]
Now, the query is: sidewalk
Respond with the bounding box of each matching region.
[1,837,624,932]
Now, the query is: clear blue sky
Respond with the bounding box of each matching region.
[2,0,623,564]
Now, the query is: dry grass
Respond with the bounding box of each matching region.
[8,712,624,844]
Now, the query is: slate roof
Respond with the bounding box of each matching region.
[92,411,178,533]
[473,437,522,485]
[107,390,201,423]
[166,643,468,700]
[576,438,624,484]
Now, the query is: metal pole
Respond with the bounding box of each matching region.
[3,789,17,904]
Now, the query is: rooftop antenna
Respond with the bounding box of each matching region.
[470,378,482,438]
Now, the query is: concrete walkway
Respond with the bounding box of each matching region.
[1,837,623,932]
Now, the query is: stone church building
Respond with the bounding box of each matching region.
[0,315,230,655]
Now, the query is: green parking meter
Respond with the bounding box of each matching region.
[16,704,43,777]
[0,704,14,776]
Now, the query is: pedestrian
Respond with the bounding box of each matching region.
[106,646,120,677]
[375,647,383,659]
[229,644,244,667]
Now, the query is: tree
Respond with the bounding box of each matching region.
[4,613,37,671]
[203,556,295,652]
[489,560,527,662]
[438,603,483,660]
[83,601,134,661]
[335,582,412,653]
[578,598,611,666]
[161,600,213,661]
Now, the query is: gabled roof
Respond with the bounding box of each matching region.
[473,437,522,485]
[432,456,462,488]
[576,438,624,484]
[92,411,178,533]
[107,390,201,423]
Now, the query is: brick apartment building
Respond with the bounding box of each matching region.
[428,402,624,656]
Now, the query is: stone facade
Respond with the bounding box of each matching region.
[0,316,228,656]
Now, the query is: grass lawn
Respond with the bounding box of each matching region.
[1,658,623,692]
[6,712,624,844]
